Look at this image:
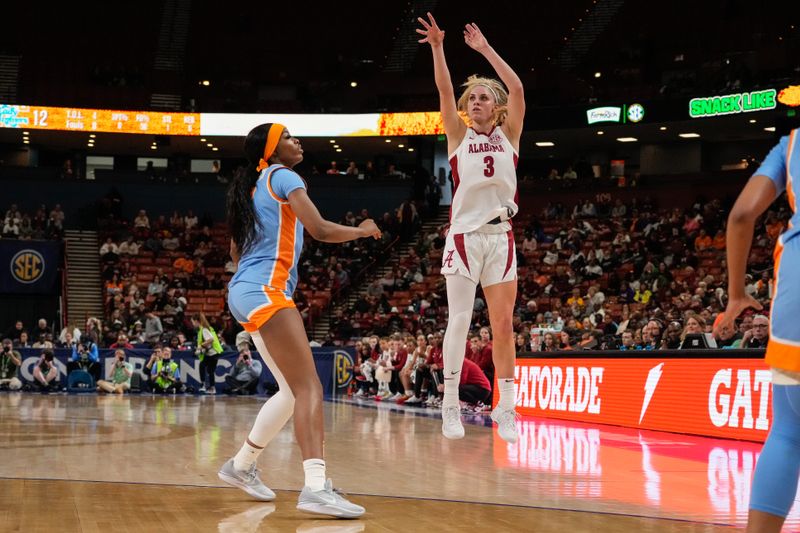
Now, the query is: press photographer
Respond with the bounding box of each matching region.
[32,349,59,392]
[224,345,262,395]
[151,347,183,394]
[97,349,133,394]
[0,338,22,391]
[68,336,100,383]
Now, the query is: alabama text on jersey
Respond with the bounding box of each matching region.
[448,126,519,235]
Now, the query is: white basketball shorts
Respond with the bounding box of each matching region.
[440,222,517,287]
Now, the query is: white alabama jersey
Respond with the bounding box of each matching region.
[448,126,519,235]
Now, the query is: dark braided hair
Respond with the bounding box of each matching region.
[227,123,273,254]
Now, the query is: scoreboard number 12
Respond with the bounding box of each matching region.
[33,109,48,127]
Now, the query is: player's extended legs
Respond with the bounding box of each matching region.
[258,307,365,517]
[245,332,296,450]
[484,278,519,443]
[747,383,800,533]
[442,274,479,396]
[483,279,517,383]
[219,320,297,503]
[257,308,324,460]
[441,274,478,439]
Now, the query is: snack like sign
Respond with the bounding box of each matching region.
[689,89,777,118]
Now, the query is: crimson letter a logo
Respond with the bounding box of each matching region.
[443,250,455,268]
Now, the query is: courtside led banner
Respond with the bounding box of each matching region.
[0,103,445,137]
[494,357,772,442]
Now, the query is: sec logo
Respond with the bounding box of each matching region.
[11,249,45,284]
[627,103,645,123]
[335,350,354,389]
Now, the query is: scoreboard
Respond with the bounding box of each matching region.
[0,103,445,137]
[0,104,200,135]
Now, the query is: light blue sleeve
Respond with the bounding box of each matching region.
[89,344,99,363]
[269,167,306,201]
[753,135,789,196]
[249,360,263,379]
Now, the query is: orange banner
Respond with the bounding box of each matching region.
[0,104,200,135]
[494,357,773,442]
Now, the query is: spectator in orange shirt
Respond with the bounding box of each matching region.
[711,229,726,250]
[173,254,195,274]
[694,229,712,251]
[533,270,549,288]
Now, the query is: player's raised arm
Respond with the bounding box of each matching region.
[417,12,466,151]
[463,23,525,148]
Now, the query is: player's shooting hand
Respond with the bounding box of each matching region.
[463,23,489,52]
[359,219,382,240]
[416,12,444,46]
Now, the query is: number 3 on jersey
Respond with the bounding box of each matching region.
[483,156,495,177]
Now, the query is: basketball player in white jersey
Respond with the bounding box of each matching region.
[417,13,524,442]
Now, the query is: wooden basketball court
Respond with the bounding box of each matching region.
[0,393,780,532]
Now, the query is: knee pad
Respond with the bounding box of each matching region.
[448,309,472,331]
[276,387,295,411]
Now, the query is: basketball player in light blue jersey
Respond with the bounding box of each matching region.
[218,123,380,518]
[718,127,800,532]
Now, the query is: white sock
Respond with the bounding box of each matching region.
[233,440,263,471]
[443,378,460,409]
[497,378,515,410]
[303,458,326,491]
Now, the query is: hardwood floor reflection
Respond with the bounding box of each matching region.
[0,479,736,533]
[0,393,771,531]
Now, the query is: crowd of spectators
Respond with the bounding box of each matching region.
[323,192,787,409]
[0,191,430,394]
[96,207,234,349]
[1,186,785,406]
[94,197,423,350]
[2,203,65,240]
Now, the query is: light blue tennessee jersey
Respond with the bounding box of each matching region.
[754,129,799,243]
[232,164,306,294]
